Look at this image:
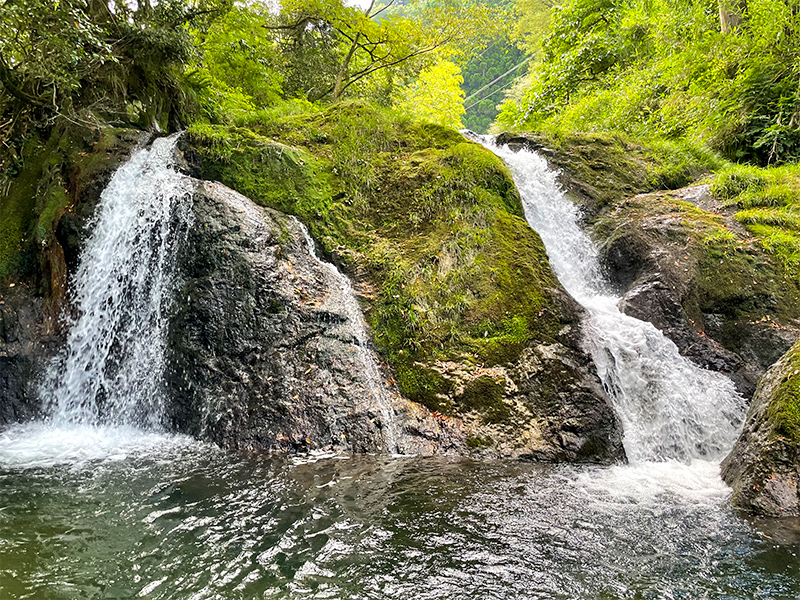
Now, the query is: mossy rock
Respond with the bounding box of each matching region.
[185,103,595,440]
[722,340,800,516]
[495,131,720,215]
[1,123,141,286]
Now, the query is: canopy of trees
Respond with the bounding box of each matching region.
[0,0,511,174]
[497,0,800,165]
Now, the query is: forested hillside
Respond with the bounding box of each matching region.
[0,0,509,279]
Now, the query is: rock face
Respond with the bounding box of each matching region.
[0,284,62,424]
[722,340,800,516]
[433,333,624,462]
[166,179,624,462]
[596,186,798,398]
[186,112,626,464]
[166,180,467,455]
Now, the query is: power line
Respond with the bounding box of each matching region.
[463,54,534,103]
[465,77,520,112]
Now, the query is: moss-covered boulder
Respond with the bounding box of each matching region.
[722,340,800,516]
[184,103,624,462]
[595,185,800,397]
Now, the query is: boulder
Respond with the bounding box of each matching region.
[722,340,800,516]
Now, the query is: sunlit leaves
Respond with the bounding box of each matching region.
[396,58,466,128]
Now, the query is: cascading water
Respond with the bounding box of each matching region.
[42,133,194,429]
[480,139,746,463]
[294,218,402,453]
[1,135,797,600]
[0,134,196,467]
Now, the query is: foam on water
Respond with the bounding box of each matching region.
[0,422,196,470]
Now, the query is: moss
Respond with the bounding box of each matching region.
[465,434,495,449]
[394,361,453,413]
[766,341,800,444]
[709,162,800,283]
[459,375,510,424]
[1,123,139,284]
[189,103,573,417]
[505,131,719,212]
[0,135,48,278]
[711,164,768,199]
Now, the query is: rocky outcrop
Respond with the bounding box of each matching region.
[595,186,798,398]
[186,110,626,463]
[166,180,467,455]
[433,333,624,462]
[722,340,800,516]
[166,179,624,461]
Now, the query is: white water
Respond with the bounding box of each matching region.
[294,218,402,453]
[482,140,746,464]
[0,134,195,468]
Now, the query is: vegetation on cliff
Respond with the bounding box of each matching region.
[0,0,507,285]
[498,0,800,166]
[186,103,573,419]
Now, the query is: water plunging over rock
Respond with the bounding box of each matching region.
[41,133,194,428]
[1,133,461,465]
[481,138,747,463]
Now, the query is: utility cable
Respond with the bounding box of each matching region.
[463,54,534,103]
[464,76,521,111]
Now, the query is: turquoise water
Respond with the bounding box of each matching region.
[1,434,798,600]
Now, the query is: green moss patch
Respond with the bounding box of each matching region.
[1,123,139,284]
[188,102,574,415]
[459,375,510,424]
[711,162,800,281]
[767,341,800,444]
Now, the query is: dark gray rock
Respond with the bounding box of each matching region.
[722,341,800,517]
[0,284,62,424]
[165,181,466,455]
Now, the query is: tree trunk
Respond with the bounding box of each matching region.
[719,0,746,33]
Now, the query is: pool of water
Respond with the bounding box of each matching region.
[1,428,798,600]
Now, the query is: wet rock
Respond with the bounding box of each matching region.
[594,187,798,398]
[428,321,625,464]
[0,284,62,424]
[722,340,800,517]
[166,181,466,455]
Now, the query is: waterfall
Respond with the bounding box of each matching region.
[481,140,746,463]
[293,218,402,453]
[41,133,194,428]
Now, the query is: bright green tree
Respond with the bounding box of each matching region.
[396,58,466,128]
[269,0,506,102]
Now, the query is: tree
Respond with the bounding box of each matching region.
[396,58,466,128]
[269,0,507,102]
[719,0,747,32]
